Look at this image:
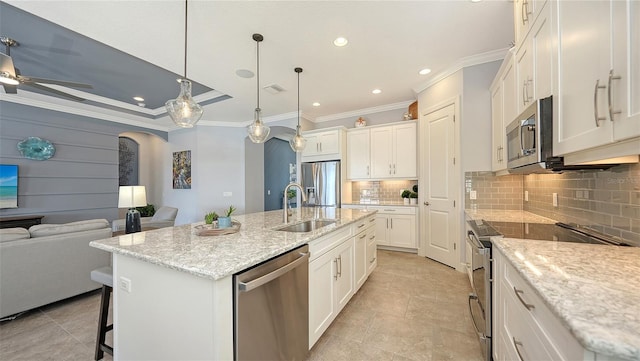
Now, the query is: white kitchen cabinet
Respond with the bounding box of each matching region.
[490,49,516,172]
[301,127,345,162]
[369,122,417,179]
[346,129,370,179]
[354,215,376,291]
[365,226,377,276]
[514,0,548,47]
[553,0,640,159]
[515,1,552,114]
[334,238,354,312]
[372,206,417,250]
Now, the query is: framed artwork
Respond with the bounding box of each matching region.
[119,137,139,186]
[173,150,191,189]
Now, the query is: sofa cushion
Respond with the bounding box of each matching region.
[0,227,31,243]
[29,219,110,237]
[151,206,178,222]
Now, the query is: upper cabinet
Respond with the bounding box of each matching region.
[552,0,640,160]
[301,127,346,162]
[490,49,516,172]
[347,122,417,180]
[514,0,549,46]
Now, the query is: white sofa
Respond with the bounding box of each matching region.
[111,206,178,232]
[0,219,112,318]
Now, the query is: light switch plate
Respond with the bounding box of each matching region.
[223,192,232,197]
[119,277,132,293]
[524,191,529,202]
[470,190,477,200]
[552,192,558,207]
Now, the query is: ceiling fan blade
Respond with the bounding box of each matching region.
[2,83,18,94]
[23,82,86,101]
[18,75,92,89]
[0,53,17,76]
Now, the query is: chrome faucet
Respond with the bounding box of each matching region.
[283,182,307,223]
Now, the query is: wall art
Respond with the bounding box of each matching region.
[173,150,191,189]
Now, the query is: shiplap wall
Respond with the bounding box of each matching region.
[0,101,167,224]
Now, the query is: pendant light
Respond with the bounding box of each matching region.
[290,67,306,152]
[247,33,270,143]
[165,0,203,128]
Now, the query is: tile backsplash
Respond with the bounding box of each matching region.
[351,180,418,203]
[465,163,640,245]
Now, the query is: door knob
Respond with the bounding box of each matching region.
[424,201,430,206]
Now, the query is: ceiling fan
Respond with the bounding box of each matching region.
[0,36,92,101]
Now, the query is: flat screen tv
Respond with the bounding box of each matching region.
[0,164,19,209]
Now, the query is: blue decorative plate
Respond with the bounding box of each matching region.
[17,137,56,160]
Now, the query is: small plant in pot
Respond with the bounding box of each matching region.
[218,205,236,228]
[401,190,412,205]
[409,191,418,205]
[204,211,218,225]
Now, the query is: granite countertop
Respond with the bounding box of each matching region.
[91,208,375,281]
[343,201,418,207]
[493,238,640,361]
[465,209,555,223]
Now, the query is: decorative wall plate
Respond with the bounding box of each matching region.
[17,137,56,160]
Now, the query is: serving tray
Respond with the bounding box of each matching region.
[195,221,241,236]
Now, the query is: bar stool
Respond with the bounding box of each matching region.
[91,266,113,360]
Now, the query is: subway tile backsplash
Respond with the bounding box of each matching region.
[351,180,418,203]
[465,163,640,245]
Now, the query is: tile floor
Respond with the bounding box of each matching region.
[0,250,481,361]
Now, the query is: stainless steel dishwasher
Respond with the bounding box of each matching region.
[234,244,309,361]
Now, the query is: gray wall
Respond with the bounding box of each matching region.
[0,101,167,224]
[264,138,295,211]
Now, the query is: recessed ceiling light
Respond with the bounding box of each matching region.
[470,0,482,2]
[313,102,320,107]
[133,96,145,102]
[137,102,146,107]
[419,68,432,75]
[236,69,255,78]
[372,89,382,94]
[333,37,348,47]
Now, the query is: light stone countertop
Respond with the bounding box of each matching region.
[90,208,376,281]
[343,201,418,207]
[493,238,640,361]
[465,209,556,223]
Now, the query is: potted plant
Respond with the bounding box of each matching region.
[217,205,236,228]
[409,191,418,205]
[401,190,411,205]
[204,211,218,225]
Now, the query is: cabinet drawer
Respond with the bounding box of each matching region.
[309,226,352,261]
[353,215,376,233]
[368,206,416,215]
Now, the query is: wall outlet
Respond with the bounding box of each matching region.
[470,190,477,200]
[267,190,271,196]
[524,190,529,202]
[223,192,232,197]
[119,277,132,293]
[552,192,558,207]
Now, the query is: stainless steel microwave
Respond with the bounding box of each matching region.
[506,96,553,173]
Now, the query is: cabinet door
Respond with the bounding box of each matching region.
[318,130,340,155]
[502,57,518,129]
[334,238,354,313]
[370,127,393,178]
[532,4,552,99]
[491,84,506,171]
[308,250,336,348]
[516,39,534,114]
[392,123,417,178]
[374,214,389,246]
[612,0,640,141]
[388,214,416,249]
[554,0,613,155]
[366,227,377,276]
[302,134,320,158]
[354,232,368,291]
[347,130,370,179]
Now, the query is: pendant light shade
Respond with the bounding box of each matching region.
[247,33,270,143]
[290,67,306,152]
[165,0,203,128]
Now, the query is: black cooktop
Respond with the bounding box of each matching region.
[468,219,631,246]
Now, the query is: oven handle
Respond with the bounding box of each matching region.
[468,293,482,335]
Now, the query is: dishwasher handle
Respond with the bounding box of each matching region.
[238,251,310,292]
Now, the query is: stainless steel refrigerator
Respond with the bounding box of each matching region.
[300,161,341,207]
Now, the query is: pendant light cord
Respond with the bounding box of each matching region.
[297,70,300,126]
[184,0,188,79]
[256,39,260,110]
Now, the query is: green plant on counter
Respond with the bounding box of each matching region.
[204,211,218,224]
[401,190,412,199]
[136,204,155,217]
[409,192,418,199]
[287,189,297,199]
[412,184,418,193]
[224,205,236,217]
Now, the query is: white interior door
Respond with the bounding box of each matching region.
[419,102,458,268]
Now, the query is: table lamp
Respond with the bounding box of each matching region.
[118,186,147,234]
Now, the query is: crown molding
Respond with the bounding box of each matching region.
[412,47,510,94]
[314,100,413,123]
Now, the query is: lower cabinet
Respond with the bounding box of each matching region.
[308,214,376,348]
[372,206,417,249]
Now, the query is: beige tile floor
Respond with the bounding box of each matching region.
[0,250,481,361]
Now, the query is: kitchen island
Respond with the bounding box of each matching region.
[90,207,375,360]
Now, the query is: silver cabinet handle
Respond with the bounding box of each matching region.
[424,201,430,206]
[369,235,375,240]
[369,257,376,264]
[608,69,621,122]
[386,218,389,228]
[366,165,369,176]
[358,223,366,229]
[522,80,528,105]
[390,219,393,229]
[594,79,607,127]
[468,294,482,334]
[389,164,392,175]
[359,233,367,239]
[238,252,309,292]
[383,209,396,212]
[513,286,535,310]
[522,0,531,24]
[513,337,525,361]
[393,163,396,174]
[320,142,322,152]
[369,217,375,223]
[338,255,342,277]
[334,258,338,280]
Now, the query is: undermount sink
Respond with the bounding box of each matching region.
[276,219,337,233]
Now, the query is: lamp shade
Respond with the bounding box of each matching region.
[118,186,147,208]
